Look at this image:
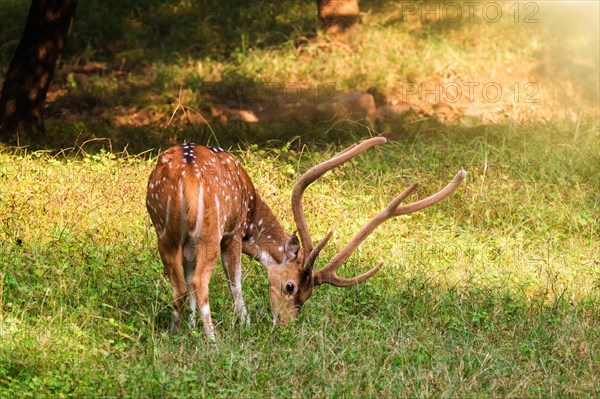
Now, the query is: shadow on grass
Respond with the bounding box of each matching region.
[1,0,598,154]
[1,0,320,66]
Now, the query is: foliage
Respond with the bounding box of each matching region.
[2,1,598,151]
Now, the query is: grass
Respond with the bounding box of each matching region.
[1,0,599,397]
[1,121,599,397]
[2,1,598,150]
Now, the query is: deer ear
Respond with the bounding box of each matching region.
[284,235,301,263]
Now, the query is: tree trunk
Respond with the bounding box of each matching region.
[317,0,359,32]
[0,0,77,144]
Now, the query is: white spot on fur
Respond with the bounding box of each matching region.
[189,186,204,242]
[214,194,221,235]
[257,250,275,266]
[179,181,187,234]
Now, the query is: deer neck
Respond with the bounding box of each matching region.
[242,192,289,266]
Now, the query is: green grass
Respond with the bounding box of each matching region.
[2,1,598,151]
[1,122,598,397]
[1,0,599,396]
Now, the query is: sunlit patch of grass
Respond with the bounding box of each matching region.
[1,120,598,397]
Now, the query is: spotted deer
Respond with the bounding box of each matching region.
[146,137,465,338]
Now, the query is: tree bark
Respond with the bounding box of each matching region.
[317,0,359,32]
[0,0,77,144]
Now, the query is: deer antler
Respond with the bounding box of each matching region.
[313,169,466,286]
[291,137,388,265]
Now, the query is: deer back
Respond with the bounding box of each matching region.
[146,144,258,247]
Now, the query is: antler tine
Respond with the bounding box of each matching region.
[291,137,387,262]
[313,169,466,287]
[392,169,466,216]
[305,230,333,270]
[315,261,384,286]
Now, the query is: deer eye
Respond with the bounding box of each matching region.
[284,282,296,295]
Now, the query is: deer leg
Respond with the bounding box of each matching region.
[221,238,249,326]
[190,240,220,339]
[158,242,188,333]
[183,256,197,328]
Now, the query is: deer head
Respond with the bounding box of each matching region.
[257,137,466,324]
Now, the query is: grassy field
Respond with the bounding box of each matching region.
[1,122,598,397]
[1,0,599,397]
